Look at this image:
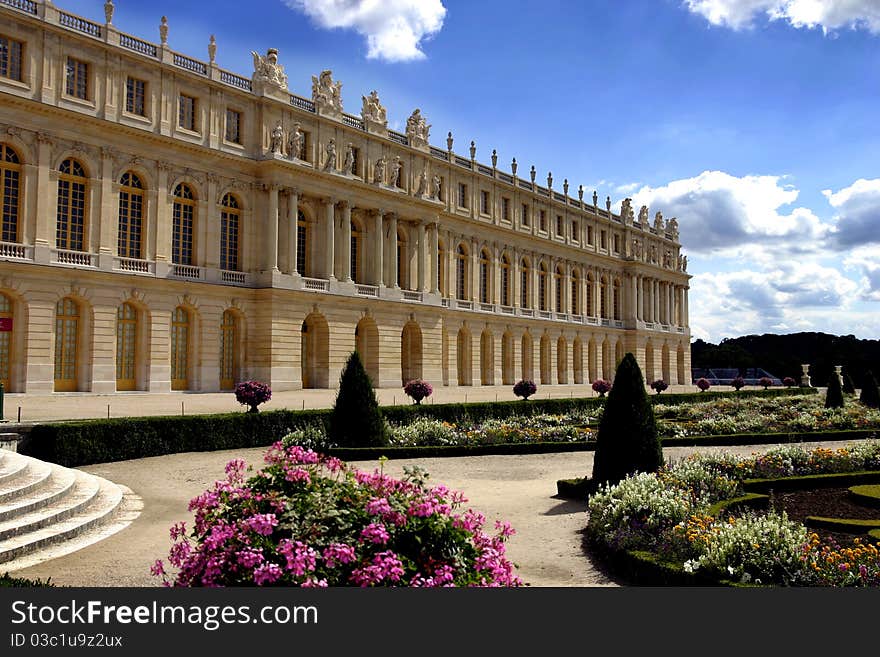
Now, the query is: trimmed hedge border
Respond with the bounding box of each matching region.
[0,573,54,587]
[742,470,880,494]
[806,516,880,533]
[849,485,880,508]
[329,441,594,462]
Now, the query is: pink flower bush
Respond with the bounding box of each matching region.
[513,379,537,400]
[153,444,523,587]
[234,380,272,413]
[696,377,711,392]
[759,376,774,390]
[592,379,612,397]
[403,379,433,404]
[650,379,668,394]
[783,376,797,388]
[731,376,745,391]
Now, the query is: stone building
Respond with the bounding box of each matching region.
[0,0,691,394]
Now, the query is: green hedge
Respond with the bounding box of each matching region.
[743,470,880,494]
[661,428,879,448]
[805,516,880,533]
[330,441,593,463]
[647,386,817,406]
[0,573,54,587]
[705,493,769,518]
[849,485,880,508]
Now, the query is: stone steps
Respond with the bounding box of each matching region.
[0,449,142,568]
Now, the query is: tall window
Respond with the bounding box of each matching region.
[479,249,490,304]
[350,220,361,282]
[170,306,190,390]
[501,197,510,222]
[0,293,11,391]
[500,255,510,307]
[438,241,447,295]
[556,215,564,237]
[613,282,621,320]
[65,57,88,100]
[539,210,546,232]
[480,190,490,214]
[0,36,23,82]
[587,225,593,245]
[116,302,137,390]
[54,297,79,391]
[586,278,594,316]
[613,234,620,253]
[555,267,564,313]
[172,183,195,265]
[457,182,468,208]
[520,259,530,308]
[296,210,307,276]
[125,77,146,116]
[1,144,21,243]
[117,172,143,259]
[456,244,467,300]
[225,108,241,144]
[600,230,607,250]
[56,158,87,251]
[178,93,196,131]
[539,263,548,311]
[521,203,529,227]
[219,310,238,390]
[220,193,240,271]
[600,280,607,319]
[396,230,407,288]
[571,273,580,315]
[571,220,579,242]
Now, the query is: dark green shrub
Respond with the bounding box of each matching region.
[842,370,856,395]
[824,372,844,409]
[328,351,389,447]
[860,370,880,409]
[591,352,663,487]
[0,573,54,587]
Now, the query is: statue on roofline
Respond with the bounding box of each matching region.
[251,48,288,92]
[312,70,343,115]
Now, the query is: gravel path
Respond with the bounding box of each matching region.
[5,441,853,587]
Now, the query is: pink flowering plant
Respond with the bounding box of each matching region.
[650,379,669,394]
[592,379,612,397]
[783,376,797,388]
[759,376,774,390]
[234,380,272,413]
[696,377,711,392]
[403,379,433,405]
[513,379,537,400]
[152,445,523,587]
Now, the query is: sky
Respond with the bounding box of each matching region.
[68,0,880,344]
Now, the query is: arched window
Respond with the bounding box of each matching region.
[56,158,87,251]
[350,220,361,283]
[570,270,580,315]
[296,209,307,276]
[539,263,548,311]
[54,297,80,391]
[117,172,144,259]
[220,193,240,271]
[555,266,564,313]
[456,244,468,300]
[172,183,195,265]
[116,302,138,390]
[520,259,530,308]
[613,280,621,320]
[0,293,12,390]
[500,254,510,307]
[171,306,190,390]
[479,249,491,304]
[1,144,21,243]
[220,310,239,390]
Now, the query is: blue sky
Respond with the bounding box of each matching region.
[74,0,880,343]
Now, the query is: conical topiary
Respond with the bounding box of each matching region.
[329,351,389,447]
[859,370,880,409]
[590,352,663,488]
[842,370,856,395]
[824,371,844,409]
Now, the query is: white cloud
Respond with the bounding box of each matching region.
[683,0,880,33]
[284,0,447,62]
[844,245,880,301]
[627,170,826,256]
[823,178,880,248]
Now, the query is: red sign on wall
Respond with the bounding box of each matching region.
[0,318,11,332]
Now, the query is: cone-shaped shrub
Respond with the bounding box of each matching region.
[329,351,389,447]
[842,370,856,395]
[824,372,844,409]
[860,370,880,409]
[590,352,663,488]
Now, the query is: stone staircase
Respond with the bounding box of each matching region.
[0,447,142,571]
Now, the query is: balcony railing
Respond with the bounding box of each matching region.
[219,70,252,92]
[114,256,153,274]
[585,316,598,324]
[520,308,534,317]
[170,264,203,280]
[402,290,423,302]
[538,310,551,319]
[556,312,568,322]
[303,277,329,292]
[173,53,207,75]
[479,302,494,312]
[456,300,473,310]
[220,270,248,285]
[290,94,315,113]
[58,11,101,38]
[356,284,379,297]
[1,0,38,15]
[119,33,158,58]
[500,305,515,315]
[441,298,450,307]
[0,241,31,260]
[53,249,96,267]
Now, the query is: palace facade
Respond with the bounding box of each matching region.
[0,0,691,394]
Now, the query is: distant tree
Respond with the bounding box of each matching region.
[860,370,880,409]
[591,353,662,488]
[824,372,844,409]
[329,351,389,447]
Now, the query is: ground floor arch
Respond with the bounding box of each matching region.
[501,331,514,385]
[677,344,686,385]
[539,334,551,385]
[661,343,671,384]
[301,311,330,389]
[573,337,583,384]
[644,341,655,384]
[457,327,472,386]
[588,339,598,383]
[401,320,423,384]
[521,332,533,382]
[355,316,380,385]
[556,336,568,384]
[480,329,494,385]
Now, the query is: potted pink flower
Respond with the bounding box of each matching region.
[234,380,272,413]
[650,379,668,394]
[592,379,612,397]
[403,379,433,405]
[513,379,537,400]
[695,377,711,393]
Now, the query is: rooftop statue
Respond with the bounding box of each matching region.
[361,90,387,125]
[667,217,679,239]
[654,211,665,231]
[312,70,343,115]
[620,198,635,225]
[251,48,288,92]
[638,204,649,227]
[288,123,304,160]
[406,108,431,149]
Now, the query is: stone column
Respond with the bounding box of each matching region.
[417,220,426,292]
[322,198,336,280]
[531,251,540,309]
[511,248,520,308]
[265,184,280,272]
[287,188,299,275]
[340,201,352,282]
[470,237,479,301]
[389,213,398,288]
[630,274,638,321]
[430,221,440,294]
[33,133,53,250]
[592,272,600,318]
[684,286,690,327]
[373,210,384,287]
[98,148,115,257]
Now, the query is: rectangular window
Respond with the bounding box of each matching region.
[480,190,490,215]
[0,36,23,82]
[225,108,241,144]
[457,182,468,208]
[556,215,564,236]
[587,225,594,245]
[600,230,607,250]
[521,203,529,227]
[501,197,510,222]
[65,57,88,100]
[539,210,546,232]
[178,93,197,132]
[613,234,620,253]
[571,220,578,242]
[125,77,146,116]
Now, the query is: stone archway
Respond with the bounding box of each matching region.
[401,320,423,385]
[355,316,379,385]
[480,329,494,385]
[457,327,472,386]
[556,336,568,384]
[501,331,514,385]
[301,311,330,389]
